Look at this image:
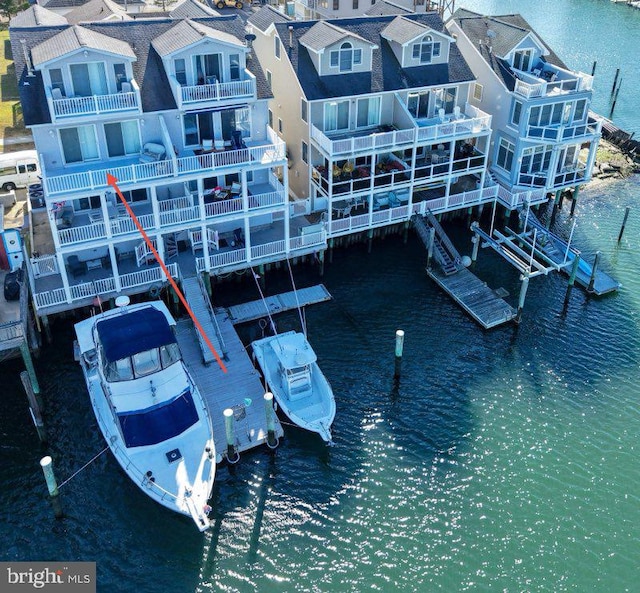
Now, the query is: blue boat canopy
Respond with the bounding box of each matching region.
[97,307,176,363]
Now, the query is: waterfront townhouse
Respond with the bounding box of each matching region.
[248,7,496,241]
[447,10,602,210]
[10,15,323,319]
[293,0,440,21]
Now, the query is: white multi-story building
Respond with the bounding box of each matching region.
[447,9,602,209]
[248,7,496,239]
[293,0,439,21]
[10,15,325,318]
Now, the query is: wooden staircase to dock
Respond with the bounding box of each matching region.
[412,212,462,275]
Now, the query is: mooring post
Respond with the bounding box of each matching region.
[367,229,374,254]
[20,371,46,443]
[263,392,278,449]
[591,61,597,77]
[40,456,63,519]
[515,274,530,323]
[19,340,40,395]
[223,408,239,463]
[403,221,410,244]
[611,68,620,96]
[258,264,266,292]
[587,251,601,293]
[426,227,435,270]
[471,233,480,264]
[564,254,581,308]
[318,249,325,277]
[618,206,631,243]
[570,189,579,216]
[610,79,622,118]
[394,330,404,379]
[41,315,52,344]
[328,238,334,264]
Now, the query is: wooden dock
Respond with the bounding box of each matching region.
[427,267,516,329]
[227,284,332,325]
[175,312,283,464]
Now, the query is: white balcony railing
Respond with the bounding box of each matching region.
[526,118,602,142]
[32,263,178,311]
[180,79,256,105]
[497,185,547,209]
[44,136,286,196]
[31,254,59,278]
[514,70,594,99]
[47,80,141,121]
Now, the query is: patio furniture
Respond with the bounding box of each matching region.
[55,205,74,228]
[68,255,87,277]
[140,142,166,163]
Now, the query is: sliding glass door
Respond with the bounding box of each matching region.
[59,125,99,164]
[193,54,222,85]
[70,63,108,97]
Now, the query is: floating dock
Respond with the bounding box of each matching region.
[413,214,516,329]
[227,284,332,325]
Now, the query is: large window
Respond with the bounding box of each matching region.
[513,49,533,72]
[529,102,565,128]
[496,138,515,172]
[324,101,349,132]
[193,54,221,84]
[49,68,65,96]
[356,96,380,128]
[275,36,281,60]
[573,99,587,123]
[412,36,441,64]
[511,100,522,126]
[434,87,456,115]
[173,59,186,85]
[229,54,240,81]
[330,42,362,73]
[113,63,126,92]
[104,121,140,158]
[70,62,107,97]
[59,125,99,164]
[407,91,430,119]
[520,145,552,174]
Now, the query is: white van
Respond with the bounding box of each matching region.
[0,150,40,191]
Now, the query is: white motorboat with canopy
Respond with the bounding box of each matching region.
[74,298,215,531]
[251,330,335,443]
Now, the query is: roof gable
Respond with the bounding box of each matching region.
[31,25,136,67]
[382,16,453,46]
[169,0,218,20]
[152,19,244,57]
[299,21,375,53]
[65,0,131,25]
[9,5,67,28]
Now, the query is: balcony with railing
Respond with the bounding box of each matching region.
[514,65,593,100]
[414,104,492,143]
[43,132,286,197]
[496,185,548,210]
[310,123,416,157]
[171,70,256,109]
[46,80,141,122]
[525,115,602,142]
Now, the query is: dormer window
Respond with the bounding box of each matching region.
[412,36,441,64]
[330,42,362,73]
[513,50,533,72]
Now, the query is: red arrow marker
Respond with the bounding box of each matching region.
[107,173,227,374]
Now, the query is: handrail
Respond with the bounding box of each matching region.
[197,274,227,357]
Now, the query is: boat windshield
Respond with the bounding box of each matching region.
[117,388,199,447]
[104,343,182,382]
[286,365,308,376]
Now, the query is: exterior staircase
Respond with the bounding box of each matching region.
[412,212,462,275]
[165,233,178,260]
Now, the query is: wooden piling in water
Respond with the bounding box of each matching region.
[19,341,40,395]
[263,393,278,449]
[40,456,63,519]
[20,371,46,443]
[515,274,530,324]
[224,409,239,463]
[587,251,601,293]
[611,68,620,96]
[591,61,597,76]
[394,330,404,379]
[618,207,630,243]
[563,254,581,308]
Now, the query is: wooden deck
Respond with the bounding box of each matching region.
[427,267,516,329]
[226,284,332,325]
[175,312,283,464]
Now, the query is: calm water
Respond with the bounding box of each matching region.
[2,4,640,593]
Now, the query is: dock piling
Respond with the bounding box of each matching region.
[394,330,404,379]
[587,251,601,293]
[563,254,581,308]
[426,227,435,269]
[20,371,46,443]
[515,274,530,324]
[263,393,278,449]
[618,207,631,243]
[591,61,597,76]
[471,234,480,264]
[223,409,239,464]
[40,456,63,519]
[611,68,620,96]
[19,341,40,395]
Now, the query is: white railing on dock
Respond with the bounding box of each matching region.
[34,287,67,309]
[31,254,58,278]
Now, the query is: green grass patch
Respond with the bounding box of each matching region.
[0,29,27,143]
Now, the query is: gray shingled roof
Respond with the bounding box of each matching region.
[11,16,273,126]
[31,25,136,67]
[450,9,568,92]
[41,0,143,8]
[169,0,218,19]
[363,0,412,17]
[65,0,131,25]
[246,5,290,33]
[299,21,374,53]
[152,19,243,57]
[381,16,432,45]
[270,13,475,102]
[10,5,68,28]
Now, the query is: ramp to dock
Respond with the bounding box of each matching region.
[521,210,620,295]
[227,284,332,325]
[181,276,225,363]
[175,312,283,463]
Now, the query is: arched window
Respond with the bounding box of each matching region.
[412,35,441,64]
[329,42,363,73]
